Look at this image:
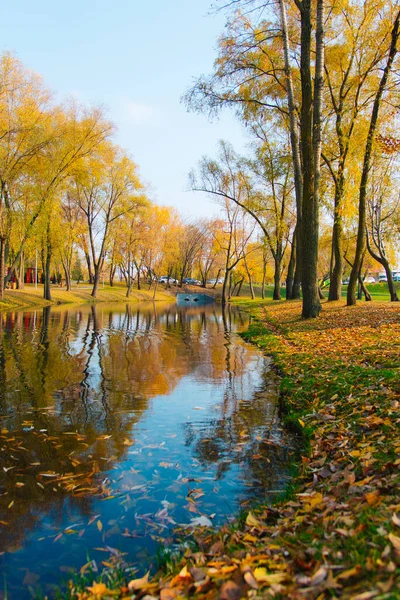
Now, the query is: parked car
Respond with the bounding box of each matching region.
[159,276,178,284]
[393,272,400,282]
[378,273,388,283]
[182,278,201,285]
[342,279,350,285]
[364,276,376,284]
[207,278,224,285]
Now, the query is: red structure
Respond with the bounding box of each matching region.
[25,268,38,284]
[6,267,39,284]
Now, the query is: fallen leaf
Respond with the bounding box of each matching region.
[337,565,361,581]
[246,512,262,528]
[392,513,400,527]
[388,532,400,551]
[253,568,287,584]
[220,580,242,600]
[244,570,259,589]
[86,582,112,597]
[128,571,150,591]
[310,566,328,586]
[365,491,380,507]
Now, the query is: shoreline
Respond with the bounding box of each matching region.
[0,283,220,313]
[25,298,400,598]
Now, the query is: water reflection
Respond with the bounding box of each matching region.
[0,303,296,599]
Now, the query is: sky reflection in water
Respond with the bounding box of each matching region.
[0,302,296,598]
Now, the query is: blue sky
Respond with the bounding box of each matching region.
[1,0,248,218]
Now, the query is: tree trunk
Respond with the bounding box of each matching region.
[152,278,159,300]
[348,10,400,305]
[261,266,266,299]
[280,0,303,298]
[299,0,322,318]
[384,267,398,302]
[221,273,229,306]
[366,231,399,302]
[328,181,344,301]
[0,237,5,300]
[43,221,52,301]
[65,271,71,291]
[16,252,25,289]
[359,277,372,302]
[235,277,244,297]
[273,254,282,300]
[85,250,94,284]
[286,230,296,299]
[91,264,101,298]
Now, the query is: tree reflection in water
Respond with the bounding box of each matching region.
[0,302,297,599]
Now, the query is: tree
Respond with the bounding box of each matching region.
[0,53,53,299]
[366,154,399,301]
[347,8,400,306]
[176,222,205,285]
[72,143,146,298]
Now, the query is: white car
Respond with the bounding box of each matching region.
[159,276,178,284]
[364,276,376,284]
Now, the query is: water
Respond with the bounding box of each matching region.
[0,302,296,598]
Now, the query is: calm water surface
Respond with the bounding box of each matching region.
[0,302,296,598]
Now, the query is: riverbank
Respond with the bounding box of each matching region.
[59,299,400,600]
[0,283,224,312]
[0,284,176,311]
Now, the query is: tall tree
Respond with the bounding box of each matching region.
[72,143,146,298]
[347,8,400,305]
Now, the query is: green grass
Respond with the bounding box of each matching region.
[235,281,398,302]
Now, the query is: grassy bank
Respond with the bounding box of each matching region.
[57,298,400,600]
[2,280,396,314]
[0,283,176,311]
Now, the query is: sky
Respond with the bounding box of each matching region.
[0,0,249,219]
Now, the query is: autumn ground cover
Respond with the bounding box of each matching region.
[56,299,400,600]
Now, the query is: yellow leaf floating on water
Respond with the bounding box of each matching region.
[97,520,103,532]
[246,512,262,528]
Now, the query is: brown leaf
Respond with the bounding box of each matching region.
[208,539,224,555]
[365,491,380,507]
[392,513,400,527]
[388,532,400,551]
[160,588,179,600]
[220,580,242,600]
[190,566,206,582]
[244,571,259,589]
[310,566,328,586]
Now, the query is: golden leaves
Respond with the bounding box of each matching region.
[245,511,262,528]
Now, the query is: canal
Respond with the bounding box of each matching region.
[0,302,296,598]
